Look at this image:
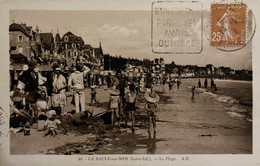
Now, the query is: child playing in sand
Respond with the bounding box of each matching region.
[90,85,99,106]
[36,90,49,113]
[125,84,137,132]
[144,90,160,135]
[108,86,120,126]
[44,110,67,137]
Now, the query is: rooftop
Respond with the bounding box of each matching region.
[9,23,31,37]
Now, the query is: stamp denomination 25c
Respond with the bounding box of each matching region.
[211,4,247,47]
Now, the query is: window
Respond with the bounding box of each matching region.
[18,46,23,53]
[18,35,23,42]
[64,36,68,42]
[68,51,71,57]
[74,52,77,57]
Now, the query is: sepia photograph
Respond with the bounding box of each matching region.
[1,0,260,165]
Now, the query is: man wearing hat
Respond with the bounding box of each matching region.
[144,90,160,135]
[18,61,39,122]
[51,68,67,115]
[68,64,90,113]
[108,86,121,126]
[18,61,39,93]
[10,94,32,128]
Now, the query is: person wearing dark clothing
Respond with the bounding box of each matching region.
[198,79,201,88]
[214,83,218,91]
[118,75,127,115]
[177,78,181,89]
[124,84,137,132]
[211,78,215,88]
[18,61,39,93]
[10,96,32,128]
[146,73,153,92]
[168,77,174,90]
[162,77,166,86]
[204,78,208,88]
[18,61,39,123]
[44,63,59,97]
[191,85,196,98]
[106,73,112,88]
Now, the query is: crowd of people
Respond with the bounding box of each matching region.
[197,78,217,90]
[10,61,173,137]
[10,60,220,137]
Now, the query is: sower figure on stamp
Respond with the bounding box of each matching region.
[217,7,242,44]
[145,89,160,137]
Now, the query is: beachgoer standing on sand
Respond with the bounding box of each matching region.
[68,64,90,113]
[204,78,208,88]
[139,76,145,92]
[211,78,215,89]
[118,73,127,115]
[146,73,153,93]
[18,61,39,123]
[198,79,201,88]
[90,85,99,105]
[52,68,67,115]
[145,90,160,136]
[168,77,174,90]
[162,77,167,86]
[45,63,59,107]
[108,86,121,126]
[124,84,137,132]
[191,85,196,98]
[98,76,102,87]
[177,77,181,89]
[112,72,120,88]
[106,72,112,88]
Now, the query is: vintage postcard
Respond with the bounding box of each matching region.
[0,0,259,165]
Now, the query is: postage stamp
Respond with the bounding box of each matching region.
[151,1,203,54]
[211,4,247,47]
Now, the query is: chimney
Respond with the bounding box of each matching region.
[28,26,33,35]
[36,25,39,33]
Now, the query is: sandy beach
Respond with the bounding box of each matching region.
[10,79,252,154]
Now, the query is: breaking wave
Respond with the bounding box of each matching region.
[198,89,251,121]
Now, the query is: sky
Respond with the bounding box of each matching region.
[10,10,252,70]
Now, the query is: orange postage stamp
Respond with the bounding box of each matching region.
[211,4,247,47]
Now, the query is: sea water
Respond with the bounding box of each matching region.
[181,78,252,121]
